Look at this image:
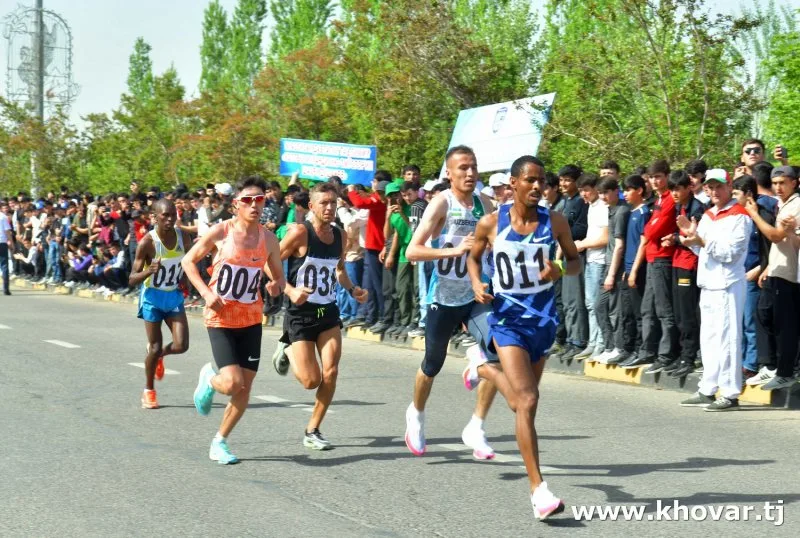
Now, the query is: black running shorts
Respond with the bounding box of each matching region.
[280,303,342,345]
[207,324,263,372]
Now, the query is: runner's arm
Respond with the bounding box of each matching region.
[262,229,286,293]
[551,211,581,276]
[406,196,463,262]
[128,234,156,287]
[467,214,494,304]
[181,223,225,299]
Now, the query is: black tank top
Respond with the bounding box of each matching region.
[287,221,343,312]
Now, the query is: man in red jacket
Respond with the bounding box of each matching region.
[621,160,678,369]
[347,171,390,327]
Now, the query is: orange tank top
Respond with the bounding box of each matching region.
[204,219,266,328]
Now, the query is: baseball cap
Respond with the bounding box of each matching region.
[480,185,495,198]
[704,169,729,184]
[489,172,510,187]
[375,180,390,192]
[215,182,233,196]
[771,165,798,180]
[385,182,402,196]
[422,179,441,191]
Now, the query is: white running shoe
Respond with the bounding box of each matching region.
[531,481,565,520]
[404,403,426,456]
[462,422,495,460]
[745,366,776,386]
[462,345,488,391]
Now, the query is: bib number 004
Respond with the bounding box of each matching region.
[216,265,260,303]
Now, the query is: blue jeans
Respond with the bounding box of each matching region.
[362,249,383,324]
[0,243,9,293]
[584,261,605,350]
[339,259,364,320]
[742,279,760,372]
[417,261,432,327]
[46,241,62,281]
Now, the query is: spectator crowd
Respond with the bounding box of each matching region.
[2,137,799,399]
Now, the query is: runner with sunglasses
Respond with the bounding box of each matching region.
[182,176,285,464]
[128,198,191,409]
[275,182,368,449]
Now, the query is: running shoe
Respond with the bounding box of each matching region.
[193,363,216,416]
[462,345,487,391]
[573,346,594,361]
[272,342,290,376]
[303,428,333,450]
[141,389,159,409]
[680,391,714,407]
[704,396,739,412]
[531,481,565,520]
[746,366,776,386]
[404,403,426,456]
[209,437,239,464]
[761,375,798,391]
[462,422,495,460]
[408,326,426,338]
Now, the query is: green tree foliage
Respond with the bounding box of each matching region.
[228,0,268,99]
[199,0,231,94]
[126,37,155,104]
[268,0,334,58]
[763,12,800,155]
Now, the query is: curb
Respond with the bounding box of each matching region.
[10,277,799,409]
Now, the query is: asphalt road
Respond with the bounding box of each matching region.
[2,289,799,537]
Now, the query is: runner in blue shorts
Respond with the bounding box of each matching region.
[465,155,581,521]
[129,199,191,409]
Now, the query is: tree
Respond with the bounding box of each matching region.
[228,0,268,98]
[126,37,155,103]
[199,0,230,94]
[763,15,800,155]
[268,0,334,59]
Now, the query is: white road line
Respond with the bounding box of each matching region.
[436,444,566,474]
[43,339,81,349]
[0,324,10,330]
[127,362,180,375]
[254,394,334,414]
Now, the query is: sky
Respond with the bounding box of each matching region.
[1,0,799,125]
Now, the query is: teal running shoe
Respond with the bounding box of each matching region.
[209,437,239,465]
[193,363,216,416]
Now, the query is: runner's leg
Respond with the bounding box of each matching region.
[162,313,189,357]
[143,321,163,391]
[215,365,257,438]
[290,340,322,389]
[307,325,342,432]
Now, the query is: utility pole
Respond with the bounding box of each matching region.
[30,0,45,197]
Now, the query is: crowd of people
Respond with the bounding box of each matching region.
[3,138,800,520]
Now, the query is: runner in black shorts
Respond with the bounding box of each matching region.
[275,182,367,450]
[207,325,264,371]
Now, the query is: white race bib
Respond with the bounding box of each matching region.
[435,235,470,282]
[491,239,553,295]
[149,257,184,291]
[295,256,339,304]
[216,263,262,304]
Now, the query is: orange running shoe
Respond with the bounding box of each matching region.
[155,357,165,381]
[141,389,159,409]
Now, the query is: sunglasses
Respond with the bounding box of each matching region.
[237,195,266,205]
[743,147,762,155]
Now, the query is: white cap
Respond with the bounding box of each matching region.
[215,182,233,196]
[480,186,495,198]
[422,179,441,191]
[488,172,510,187]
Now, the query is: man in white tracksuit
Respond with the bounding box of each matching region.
[676,169,752,412]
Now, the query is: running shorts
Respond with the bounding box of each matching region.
[207,324,263,372]
[420,302,498,377]
[138,287,185,323]
[488,322,555,363]
[280,303,342,345]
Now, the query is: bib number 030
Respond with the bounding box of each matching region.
[302,264,337,299]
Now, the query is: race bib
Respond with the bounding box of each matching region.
[491,239,553,295]
[216,263,262,304]
[436,235,470,282]
[295,256,339,304]
[149,257,184,291]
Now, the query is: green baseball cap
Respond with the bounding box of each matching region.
[385,182,402,196]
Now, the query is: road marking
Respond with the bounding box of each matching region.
[0,324,10,330]
[254,394,334,414]
[436,444,566,473]
[127,362,180,375]
[43,339,81,349]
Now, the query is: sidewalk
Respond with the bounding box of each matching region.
[10,277,799,409]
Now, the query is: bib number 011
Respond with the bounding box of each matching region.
[495,248,546,291]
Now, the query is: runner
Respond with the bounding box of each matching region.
[273,182,368,450]
[403,145,499,460]
[128,199,191,409]
[465,155,580,520]
[181,176,285,465]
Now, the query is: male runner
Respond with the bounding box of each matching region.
[273,183,368,449]
[128,199,191,409]
[404,145,499,460]
[465,155,580,520]
[182,176,285,464]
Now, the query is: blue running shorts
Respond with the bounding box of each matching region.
[138,287,185,323]
[488,323,556,363]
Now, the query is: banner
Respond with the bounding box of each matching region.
[440,93,556,177]
[279,138,377,186]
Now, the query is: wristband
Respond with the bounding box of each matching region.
[554,259,566,277]
[347,286,355,296]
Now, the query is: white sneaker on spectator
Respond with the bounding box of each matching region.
[96,286,108,293]
[64,281,75,287]
[745,366,776,387]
